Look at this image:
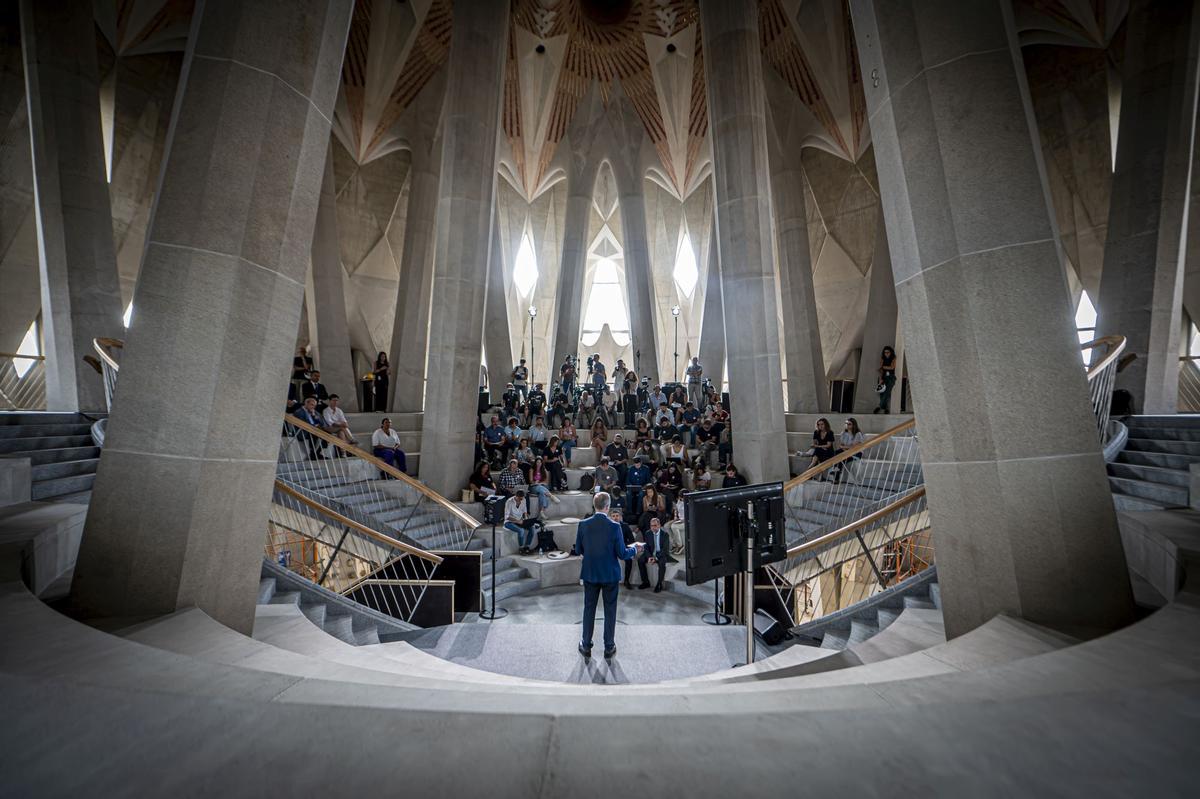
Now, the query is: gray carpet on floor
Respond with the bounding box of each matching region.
[394,623,750,684]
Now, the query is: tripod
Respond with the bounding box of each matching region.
[479,521,508,620]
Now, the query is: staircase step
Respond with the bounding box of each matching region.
[257,578,277,604]
[1112,494,1170,512]
[1123,425,1200,441]
[848,618,879,644]
[299,603,327,627]
[30,473,96,501]
[903,596,936,610]
[1107,462,1190,487]
[4,445,99,465]
[354,624,381,646]
[820,628,850,649]
[0,412,84,425]
[929,583,942,610]
[0,423,93,438]
[1125,437,1200,457]
[322,614,357,644]
[484,576,540,603]
[1116,449,1200,470]
[0,434,94,454]
[875,608,901,629]
[30,458,97,482]
[269,591,301,606]
[1107,475,1188,507]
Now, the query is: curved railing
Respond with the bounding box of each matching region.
[93,337,123,412]
[1179,355,1200,413]
[1081,335,1126,445]
[269,480,442,623]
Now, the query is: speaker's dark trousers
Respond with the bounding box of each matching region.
[581,581,619,651]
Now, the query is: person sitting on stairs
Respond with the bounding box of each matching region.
[637,517,670,592]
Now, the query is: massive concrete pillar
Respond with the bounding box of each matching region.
[1096,0,1200,414]
[851,0,1133,637]
[698,220,726,391]
[20,0,123,412]
[72,0,352,633]
[552,158,599,374]
[617,174,661,382]
[483,209,513,400]
[855,205,899,413]
[389,146,440,412]
[770,144,827,413]
[418,0,509,496]
[699,1,789,483]
[311,143,357,411]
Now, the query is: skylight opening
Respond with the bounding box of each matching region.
[581,257,630,335]
[673,233,698,298]
[1076,291,1097,364]
[513,232,539,298]
[13,321,39,379]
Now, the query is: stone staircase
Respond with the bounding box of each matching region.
[790,568,942,650]
[0,412,101,503]
[1108,415,1200,511]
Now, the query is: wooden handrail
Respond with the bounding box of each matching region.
[785,486,927,559]
[273,480,443,565]
[784,417,917,491]
[1080,335,1126,381]
[0,352,45,361]
[282,413,480,530]
[92,337,124,371]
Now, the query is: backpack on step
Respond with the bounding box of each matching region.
[578,472,595,492]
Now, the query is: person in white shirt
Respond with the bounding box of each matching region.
[666,490,687,554]
[835,417,865,485]
[503,489,537,554]
[321,395,358,447]
[371,418,407,473]
[685,357,703,407]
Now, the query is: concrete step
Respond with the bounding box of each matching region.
[0,412,85,425]
[354,624,381,646]
[848,619,879,644]
[257,578,277,604]
[1121,414,1200,428]
[1107,462,1190,488]
[0,434,94,454]
[269,590,302,606]
[299,603,327,627]
[322,613,358,645]
[30,473,96,501]
[30,458,98,482]
[1112,494,1170,512]
[875,608,901,630]
[903,596,936,610]
[1116,449,1200,471]
[929,583,942,610]
[0,423,93,438]
[1125,437,1200,457]
[4,445,100,465]
[820,627,850,649]
[484,575,540,603]
[1107,475,1188,508]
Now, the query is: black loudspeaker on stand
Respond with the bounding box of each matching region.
[480,496,508,620]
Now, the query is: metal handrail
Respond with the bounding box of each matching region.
[786,486,926,559]
[1082,335,1126,379]
[784,417,917,490]
[0,352,44,361]
[92,337,123,371]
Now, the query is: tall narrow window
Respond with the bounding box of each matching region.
[581,258,631,346]
[673,233,698,298]
[13,321,39,379]
[1075,291,1097,362]
[513,232,538,297]
[122,303,134,328]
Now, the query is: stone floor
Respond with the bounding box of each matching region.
[468,582,713,626]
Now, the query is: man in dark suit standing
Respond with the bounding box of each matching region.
[637,516,670,592]
[302,370,330,412]
[575,491,641,659]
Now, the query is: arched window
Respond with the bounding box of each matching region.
[581,258,631,347]
[513,231,538,298]
[13,321,39,379]
[673,233,698,298]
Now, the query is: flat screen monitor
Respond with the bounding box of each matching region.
[684,481,786,586]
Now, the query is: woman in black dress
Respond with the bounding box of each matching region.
[875,346,897,414]
[374,351,390,411]
[809,417,837,474]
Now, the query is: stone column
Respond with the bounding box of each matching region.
[851,0,1133,637]
[770,145,827,413]
[1096,0,1200,414]
[552,158,599,374]
[72,0,352,633]
[699,1,790,484]
[20,0,123,412]
[483,209,513,402]
[419,0,510,496]
[311,143,357,411]
[698,222,727,391]
[617,173,661,381]
[389,146,440,412]
[855,204,899,413]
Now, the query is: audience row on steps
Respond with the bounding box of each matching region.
[1,518,1196,793]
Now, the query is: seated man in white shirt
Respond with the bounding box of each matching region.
[321,394,358,448]
[371,417,407,474]
[503,489,538,555]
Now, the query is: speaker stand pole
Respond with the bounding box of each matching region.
[479,522,508,620]
[743,504,756,665]
[701,578,731,625]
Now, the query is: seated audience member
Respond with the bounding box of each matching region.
[321,394,358,448]
[528,416,550,455]
[717,419,734,467]
[653,415,679,445]
[634,440,659,467]
[497,458,527,497]
[603,434,630,485]
[503,489,537,555]
[468,461,497,502]
[502,417,523,455]
[809,417,836,472]
[590,418,609,460]
[527,383,547,425]
[576,389,596,427]
[547,394,569,427]
[638,485,667,540]
[649,384,669,412]
[625,455,652,515]
[666,490,687,554]
[600,388,618,427]
[559,418,578,466]
[612,508,638,589]
[690,458,712,491]
[593,456,619,495]
[544,436,567,491]
[662,435,687,464]
[722,463,747,488]
[637,517,670,592]
[695,418,719,466]
[657,461,685,514]
[528,457,553,516]
[483,415,506,464]
[292,345,314,381]
[634,418,651,447]
[680,401,701,446]
[835,417,865,485]
[371,417,407,473]
[670,385,687,409]
[653,401,674,427]
[301,370,330,412]
[514,437,537,482]
[292,397,326,460]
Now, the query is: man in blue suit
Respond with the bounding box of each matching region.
[575,491,642,659]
